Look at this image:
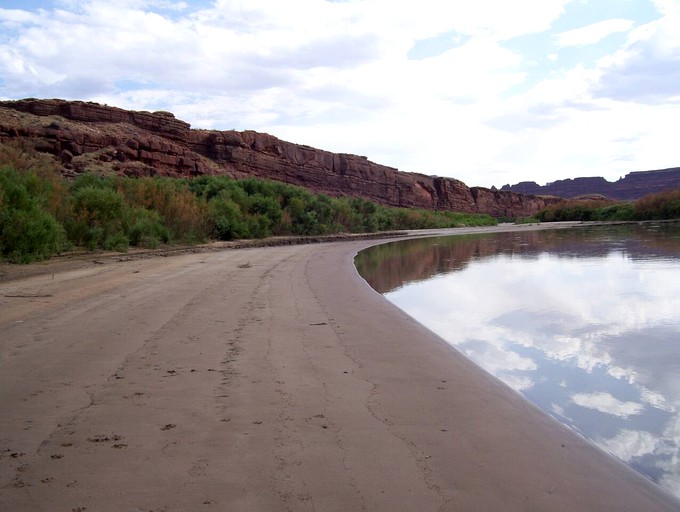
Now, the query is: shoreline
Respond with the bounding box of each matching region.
[1,223,678,511]
[0,221,588,284]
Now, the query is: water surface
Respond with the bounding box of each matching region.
[356,223,680,497]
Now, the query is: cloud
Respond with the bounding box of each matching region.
[571,392,644,418]
[598,428,659,461]
[486,103,568,132]
[1,0,679,188]
[555,18,634,47]
[593,5,680,103]
[381,233,680,496]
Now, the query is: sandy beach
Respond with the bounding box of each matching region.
[1,224,679,511]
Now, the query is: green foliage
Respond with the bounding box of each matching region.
[208,194,249,240]
[68,186,128,250]
[514,216,540,224]
[127,208,170,249]
[537,191,680,223]
[0,166,66,263]
[0,164,497,263]
[635,189,680,220]
[71,172,117,193]
[591,203,635,221]
[0,206,65,263]
[116,177,207,243]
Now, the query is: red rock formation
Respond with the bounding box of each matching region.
[501,169,680,201]
[4,98,191,140]
[0,98,560,217]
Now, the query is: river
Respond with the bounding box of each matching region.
[356,222,680,498]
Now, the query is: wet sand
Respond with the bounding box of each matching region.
[1,224,679,511]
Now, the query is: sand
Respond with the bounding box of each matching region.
[1,224,679,511]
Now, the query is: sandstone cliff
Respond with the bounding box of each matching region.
[0,98,560,218]
[501,168,680,201]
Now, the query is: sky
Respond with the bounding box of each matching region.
[1,0,679,188]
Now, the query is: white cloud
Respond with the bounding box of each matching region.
[640,388,674,412]
[0,7,41,26]
[571,392,644,418]
[599,428,659,461]
[556,18,634,47]
[593,4,680,104]
[380,236,680,498]
[0,0,678,188]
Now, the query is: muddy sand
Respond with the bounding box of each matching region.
[1,224,678,511]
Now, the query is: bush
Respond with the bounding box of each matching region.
[0,163,498,263]
[248,193,283,233]
[71,172,116,193]
[537,191,680,222]
[0,207,65,263]
[119,177,208,242]
[591,203,635,221]
[127,208,170,248]
[635,190,680,220]
[514,216,540,224]
[67,186,128,250]
[0,166,66,263]
[208,195,248,240]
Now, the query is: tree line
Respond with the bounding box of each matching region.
[534,191,680,222]
[1,160,495,263]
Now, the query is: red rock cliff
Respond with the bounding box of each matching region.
[501,168,680,201]
[0,99,560,217]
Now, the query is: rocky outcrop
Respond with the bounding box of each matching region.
[4,98,191,141]
[502,169,680,201]
[0,99,223,179]
[609,169,680,200]
[0,98,561,217]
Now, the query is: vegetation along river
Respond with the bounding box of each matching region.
[356,222,680,499]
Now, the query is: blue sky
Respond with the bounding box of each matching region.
[1,0,679,188]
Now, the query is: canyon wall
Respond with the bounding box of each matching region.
[501,168,680,201]
[0,98,560,218]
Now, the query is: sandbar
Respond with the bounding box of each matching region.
[1,223,678,511]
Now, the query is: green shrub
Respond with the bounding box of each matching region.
[538,191,680,222]
[208,195,248,240]
[248,193,283,231]
[71,172,116,193]
[635,190,680,220]
[0,166,66,263]
[0,206,65,263]
[67,186,127,250]
[103,232,129,251]
[127,208,170,248]
[514,216,540,224]
[0,161,499,262]
[591,203,635,221]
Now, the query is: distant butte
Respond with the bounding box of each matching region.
[501,169,680,201]
[1,98,564,218]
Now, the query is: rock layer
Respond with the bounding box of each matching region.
[0,98,560,217]
[502,168,680,201]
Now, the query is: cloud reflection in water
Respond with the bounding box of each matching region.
[367,226,680,497]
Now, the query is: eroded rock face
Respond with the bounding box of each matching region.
[4,98,191,141]
[501,169,680,201]
[0,98,560,217]
[0,100,220,178]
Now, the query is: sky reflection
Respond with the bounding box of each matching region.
[359,225,680,497]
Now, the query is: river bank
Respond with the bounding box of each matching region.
[1,223,678,511]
